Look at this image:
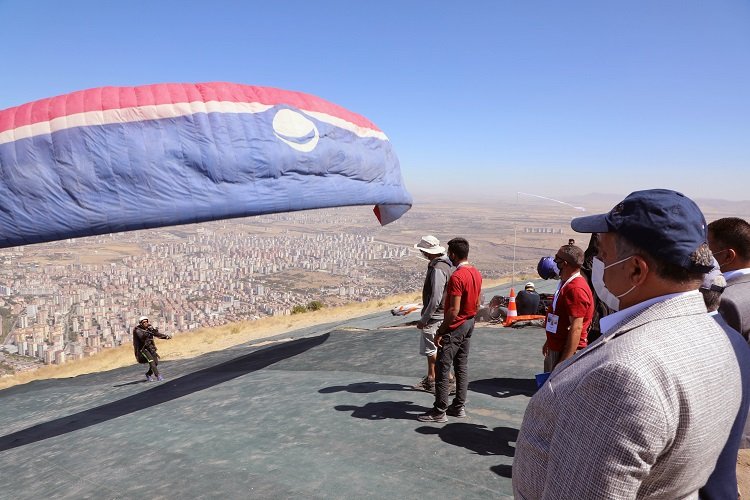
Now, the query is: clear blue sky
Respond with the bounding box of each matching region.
[2,0,749,201]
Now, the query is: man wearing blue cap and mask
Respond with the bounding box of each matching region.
[513,189,748,499]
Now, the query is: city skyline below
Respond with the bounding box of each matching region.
[0,201,597,374]
[0,194,746,382]
[0,212,423,373]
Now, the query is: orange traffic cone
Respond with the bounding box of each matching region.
[504,288,518,326]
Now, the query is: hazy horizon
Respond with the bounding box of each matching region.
[408,191,750,213]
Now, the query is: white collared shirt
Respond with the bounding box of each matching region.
[599,290,701,335]
[723,268,750,283]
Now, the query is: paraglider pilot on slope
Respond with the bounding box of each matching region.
[133,316,171,382]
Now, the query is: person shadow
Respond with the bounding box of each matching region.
[334,400,519,478]
[112,380,150,387]
[490,464,513,478]
[468,378,537,398]
[334,401,427,420]
[415,423,518,457]
[319,381,416,394]
[416,423,518,479]
[0,333,329,452]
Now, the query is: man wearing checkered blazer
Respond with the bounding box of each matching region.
[513,190,748,499]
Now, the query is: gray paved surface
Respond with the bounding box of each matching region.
[0,280,556,499]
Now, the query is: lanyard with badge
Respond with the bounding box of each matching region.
[546,272,580,335]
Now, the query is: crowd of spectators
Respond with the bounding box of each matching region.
[410,190,750,498]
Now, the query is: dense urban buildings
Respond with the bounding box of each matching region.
[0,210,434,373]
[0,198,596,375]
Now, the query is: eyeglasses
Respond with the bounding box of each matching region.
[553,257,565,265]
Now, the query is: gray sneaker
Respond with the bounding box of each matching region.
[417,408,447,423]
[446,404,466,418]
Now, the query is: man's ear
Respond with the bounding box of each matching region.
[630,255,649,286]
[714,248,737,268]
[726,248,738,266]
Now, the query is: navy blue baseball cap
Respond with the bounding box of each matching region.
[571,189,712,272]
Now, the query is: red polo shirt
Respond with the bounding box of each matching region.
[446,264,483,330]
[545,275,594,352]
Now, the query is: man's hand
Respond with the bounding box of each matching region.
[416,321,426,330]
[435,333,444,348]
[542,340,549,356]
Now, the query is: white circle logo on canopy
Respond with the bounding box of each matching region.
[272,109,320,152]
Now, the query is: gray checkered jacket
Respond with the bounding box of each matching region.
[513,293,743,499]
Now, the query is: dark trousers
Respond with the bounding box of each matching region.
[434,318,474,412]
[141,349,160,378]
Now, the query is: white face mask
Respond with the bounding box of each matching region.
[712,249,729,271]
[591,256,636,311]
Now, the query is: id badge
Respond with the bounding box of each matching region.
[545,313,559,334]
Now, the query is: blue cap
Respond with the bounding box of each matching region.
[571,189,711,272]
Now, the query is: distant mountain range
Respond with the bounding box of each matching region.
[416,192,750,219]
[565,192,750,218]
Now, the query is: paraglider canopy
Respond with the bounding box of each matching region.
[0,82,412,248]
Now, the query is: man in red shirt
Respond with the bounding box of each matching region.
[419,237,483,423]
[544,244,594,372]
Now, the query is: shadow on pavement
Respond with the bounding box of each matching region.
[0,333,329,452]
[415,423,519,457]
[491,464,513,478]
[334,400,428,420]
[469,377,537,398]
[112,380,149,387]
[319,381,416,394]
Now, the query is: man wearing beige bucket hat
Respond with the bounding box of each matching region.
[413,235,455,393]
